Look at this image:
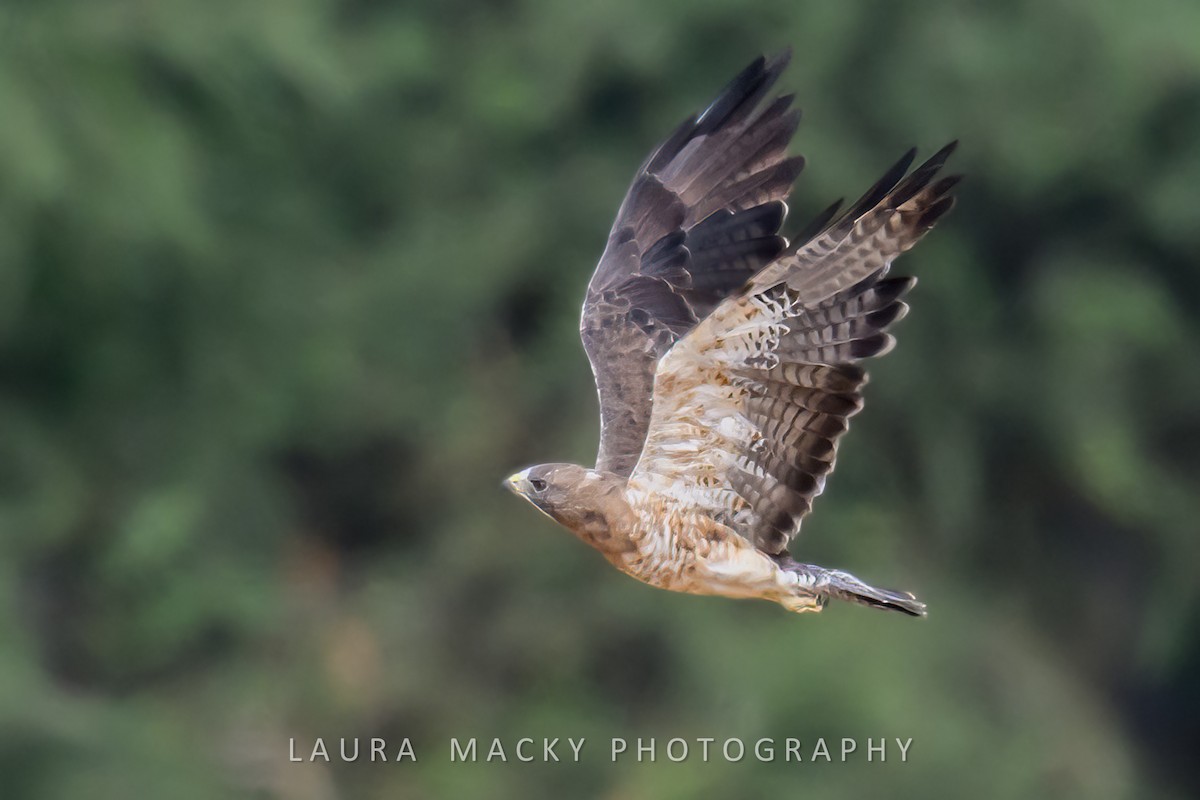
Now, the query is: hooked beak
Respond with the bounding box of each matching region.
[504,468,531,496]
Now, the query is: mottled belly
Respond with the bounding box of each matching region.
[617,514,785,600]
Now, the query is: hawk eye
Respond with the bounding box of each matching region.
[529,478,548,492]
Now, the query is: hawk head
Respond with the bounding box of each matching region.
[504,463,627,547]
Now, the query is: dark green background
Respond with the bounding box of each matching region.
[2,1,1198,798]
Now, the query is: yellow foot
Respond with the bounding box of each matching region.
[779,594,826,614]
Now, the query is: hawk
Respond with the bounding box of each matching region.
[505,51,958,616]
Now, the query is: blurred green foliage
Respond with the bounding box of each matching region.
[1,0,1199,798]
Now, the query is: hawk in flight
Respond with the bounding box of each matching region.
[505,52,957,616]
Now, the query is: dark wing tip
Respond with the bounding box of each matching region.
[762,47,793,80]
[896,146,920,172]
[934,173,964,195]
[850,332,896,359]
[763,47,793,75]
[889,141,960,207]
[917,195,957,229]
[754,199,788,235]
[935,139,959,158]
[839,147,918,224]
[923,139,958,166]
[694,56,765,134]
[793,199,844,247]
[694,51,791,137]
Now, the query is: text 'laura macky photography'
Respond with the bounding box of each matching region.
[288,736,914,764]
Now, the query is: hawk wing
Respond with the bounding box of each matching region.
[582,52,805,477]
[627,143,959,556]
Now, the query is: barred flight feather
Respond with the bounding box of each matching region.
[629,141,957,554]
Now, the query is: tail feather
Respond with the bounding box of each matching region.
[782,559,927,617]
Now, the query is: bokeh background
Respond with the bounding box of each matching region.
[2,1,1199,798]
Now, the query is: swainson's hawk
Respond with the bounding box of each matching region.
[505,52,957,616]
